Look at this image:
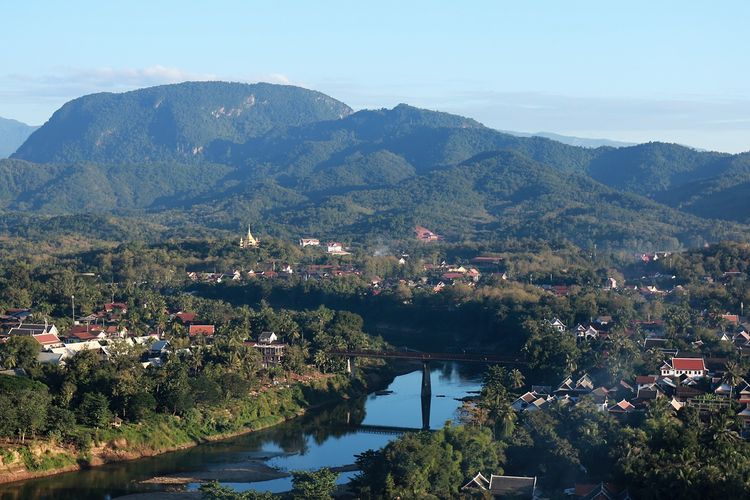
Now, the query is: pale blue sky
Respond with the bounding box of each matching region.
[1,1,749,152]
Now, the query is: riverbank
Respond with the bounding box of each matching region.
[0,364,398,486]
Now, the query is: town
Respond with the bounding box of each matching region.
[1,225,750,497]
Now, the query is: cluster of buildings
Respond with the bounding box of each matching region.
[546,317,614,341]
[510,354,750,432]
[0,304,287,370]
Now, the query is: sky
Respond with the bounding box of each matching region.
[1,1,749,152]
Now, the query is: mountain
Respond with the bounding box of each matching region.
[653,152,750,222]
[183,150,742,250]
[503,130,635,149]
[3,82,750,250]
[12,81,352,164]
[0,117,38,158]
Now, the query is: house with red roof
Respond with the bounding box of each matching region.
[660,357,707,378]
[175,311,197,324]
[104,302,128,312]
[608,399,636,414]
[415,225,440,242]
[32,333,64,349]
[189,324,215,337]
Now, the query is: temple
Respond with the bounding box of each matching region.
[239,226,259,248]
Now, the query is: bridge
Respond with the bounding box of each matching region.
[328,348,525,430]
[327,349,525,365]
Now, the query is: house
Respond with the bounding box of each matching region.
[574,324,599,340]
[471,255,504,268]
[104,302,128,314]
[575,373,594,392]
[249,342,286,367]
[37,351,65,366]
[512,391,541,411]
[189,324,215,337]
[555,377,576,396]
[590,387,610,404]
[67,325,106,343]
[258,331,278,344]
[299,238,320,247]
[635,375,658,389]
[32,333,64,349]
[174,312,197,324]
[415,225,440,242]
[149,340,170,357]
[721,313,740,326]
[738,406,750,429]
[548,318,567,333]
[462,473,537,499]
[660,357,707,378]
[326,242,349,255]
[7,323,60,338]
[608,399,636,414]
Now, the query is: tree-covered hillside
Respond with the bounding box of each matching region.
[4,82,750,251]
[12,82,352,164]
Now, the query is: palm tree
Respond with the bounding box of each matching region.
[507,369,525,391]
[722,361,744,399]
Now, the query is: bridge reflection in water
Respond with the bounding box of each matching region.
[330,349,525,430]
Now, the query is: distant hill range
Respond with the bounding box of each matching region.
[0,117,38,158]
[4,81,750,250]
[502,130,635,149]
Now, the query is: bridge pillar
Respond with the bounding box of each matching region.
[421,361,431,430]
[346,357,355,376]
[421,361,431,397]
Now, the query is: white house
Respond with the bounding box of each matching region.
[660,357,707,378]
[547,318,567,332]
[299,238,320,247]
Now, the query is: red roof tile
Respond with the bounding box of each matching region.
[189,325,215,336]
[672,358,706,371]
[33,333,61,346]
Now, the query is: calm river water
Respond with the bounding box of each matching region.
[0,363,482,499]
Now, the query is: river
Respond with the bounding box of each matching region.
[0,363,482,499]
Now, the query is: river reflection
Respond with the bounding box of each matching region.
[0,363,482,499]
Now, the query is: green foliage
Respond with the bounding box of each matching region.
[291,467,339,499]
[0,375,51,442]
[199,480,274,500]
[352,424,505,499]
[76,392,112,428]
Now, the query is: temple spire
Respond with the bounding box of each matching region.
[240,225,259,248]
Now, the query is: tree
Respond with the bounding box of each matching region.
[199,480,273,500]
[507,368,525,391]
[722,361,744,399]
[0,376,51,442]
[77,392,112,428]
[0,336,39,371]
[291,468,338,500]
[523,321,580,380]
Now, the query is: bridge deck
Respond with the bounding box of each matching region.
[328,349,524,364]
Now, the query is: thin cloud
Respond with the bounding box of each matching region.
[0,66,297,123]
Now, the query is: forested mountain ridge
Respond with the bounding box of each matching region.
[12,81,352,164]
[0,117,37,158]
[3,82,750,250]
